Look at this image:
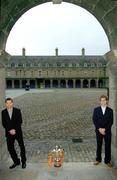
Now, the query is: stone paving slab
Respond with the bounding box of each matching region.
[1,89,116,179]
[5,89,107,163]
[0,162,117,180]
[20,139,98,163]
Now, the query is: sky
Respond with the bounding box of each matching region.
[5,2,110,56]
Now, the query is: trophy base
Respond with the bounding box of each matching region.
[54,161,61,167]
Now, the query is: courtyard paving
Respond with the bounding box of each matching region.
[0,89,116,180]
[5,88,107,163]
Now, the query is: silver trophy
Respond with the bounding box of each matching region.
[52,145,63,167]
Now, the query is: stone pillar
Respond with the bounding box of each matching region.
[81,79,83,88]
[96,79,98,88]
[35,80,38,89]
[50,80,53,88]
[73,79,76,88]
[19,80,22,89]
[43,79,45,88]
[0,52,8,165]
[88,79,90,88]
[12,79,14,89]
[58,79,60,88]
[105,50,117,167]
[66,80,68,88]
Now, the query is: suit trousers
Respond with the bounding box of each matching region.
[96,130,111,163]
[6,132,26,164]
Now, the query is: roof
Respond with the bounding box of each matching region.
[8,55,107,65]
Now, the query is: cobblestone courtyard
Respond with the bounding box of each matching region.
[6,89,107,163]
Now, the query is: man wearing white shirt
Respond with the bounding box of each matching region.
[93,95,113,167]
[1,98,26,169]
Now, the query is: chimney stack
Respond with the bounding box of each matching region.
[81,48,85,57]
[55,48,58,56]
[22,48,26,56]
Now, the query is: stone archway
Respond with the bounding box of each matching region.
[0,0,117,166]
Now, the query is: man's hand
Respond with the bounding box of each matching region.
[9,129,16,135]
[99,128,106,135]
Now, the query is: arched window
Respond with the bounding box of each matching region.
[90,79,96,88]
[83,79,88,88]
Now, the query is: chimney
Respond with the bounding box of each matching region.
[22,48,26,56]
[55,48,58,56]
[81,48,85,57]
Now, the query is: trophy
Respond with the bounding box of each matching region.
[48,145,63,167]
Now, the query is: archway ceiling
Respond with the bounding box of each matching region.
[0,0,117,50]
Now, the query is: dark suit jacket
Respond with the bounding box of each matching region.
[1,107,23,137]
[93,106,113,133]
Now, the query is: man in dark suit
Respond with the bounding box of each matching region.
[93,95,113,167]
[1,97,26,169]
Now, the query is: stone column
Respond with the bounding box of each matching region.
[0,52,8,164]
[88,79,90,88]
[58,79,60,88]
[96,79,98,88]
[50,80,53,88]
[43,79,45,88]
[81,79,83,88]
[66,80,68,88]
[19,80,22,89]
[12,79,14,89]
[35,80,38,89]
[73,79,76,88]
[105,50,117,167]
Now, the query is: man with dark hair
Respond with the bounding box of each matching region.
[93,95,113,167]
[1,98,26,169]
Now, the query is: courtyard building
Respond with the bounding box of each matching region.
[5,48,108,89]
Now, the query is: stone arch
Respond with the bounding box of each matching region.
[0,0,117,167]
[30,79,36,88]
[45,79,50,88]
[83,79,88,88]
[68,79,73,88]
[98,79,103,88]
[14,79,20,88]
[76,79,81,88]
[60,79,66,88]
[0,0,117,51]
[22,79,27,88]
[90,79,96,88]
[6,79,12,89]
[53,79,58,88]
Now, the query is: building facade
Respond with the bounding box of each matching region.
[5,49,108,89]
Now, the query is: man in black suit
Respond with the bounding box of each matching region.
[1,98,26,169]
[93,95,113,167]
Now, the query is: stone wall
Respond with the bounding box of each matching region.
[0,58,7,164]
[106,50,117,167]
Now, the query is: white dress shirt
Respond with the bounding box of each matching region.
[7,108,13,119]
[101,106,106,115]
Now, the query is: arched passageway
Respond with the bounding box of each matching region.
[45,80,51,88]
[76,79,81,88]
[53,80,58,88]
[60,80,66,88]
[30,80,36,88]
[83,79,88,88]
[0,0,117,167]
[14,80,20,88]
[6,79,12,89]
[68,80,73,88]
[90,79,96,88]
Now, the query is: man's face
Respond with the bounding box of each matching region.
[100,98,107,107]
[5,100,13,109]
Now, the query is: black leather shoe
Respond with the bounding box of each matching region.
[9,162,20,169]
[22,162,26,169]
